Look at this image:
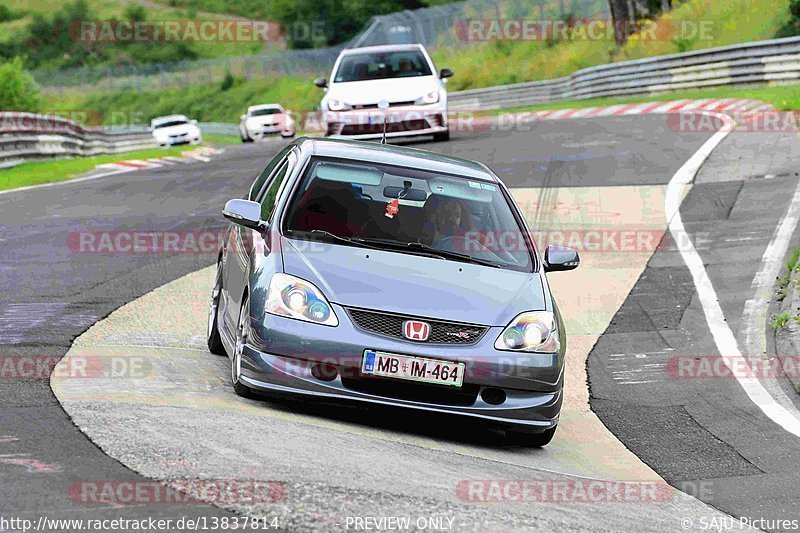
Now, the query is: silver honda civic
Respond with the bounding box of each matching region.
[208,137,579,446]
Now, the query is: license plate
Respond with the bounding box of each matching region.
[361,350,464,387]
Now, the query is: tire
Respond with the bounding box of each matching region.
[433,129,450,142]
[507,425,557,448]
[231,293,256,398]
[206,260,226,356]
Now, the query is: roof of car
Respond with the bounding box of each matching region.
[339,44,425,55]
[152,114,188,122]
[294,137,497,181]
[247,104,284,113]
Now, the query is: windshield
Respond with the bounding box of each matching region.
[283,157,533,271]
[154,120,188,129]
[334,50,432,83]
[251,108,281,117]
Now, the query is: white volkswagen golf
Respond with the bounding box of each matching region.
[315,44,453,142]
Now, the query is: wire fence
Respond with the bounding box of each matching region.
[35,0,609,95]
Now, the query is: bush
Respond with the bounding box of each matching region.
[0,5,21,23]
[220,70,235,91]
[0,57,41,112]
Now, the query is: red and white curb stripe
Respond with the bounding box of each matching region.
[476,98,775,127]
[95,146,222,172]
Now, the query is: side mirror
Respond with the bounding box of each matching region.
[314,77,327,88]
[240,114,246,121]
[439,68,453,79]
[543,245,579,272]
[223,199,265,231]
[191,119,198,125]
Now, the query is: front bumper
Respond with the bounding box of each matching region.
[240,304,564,430]
[156,135,201,146]
[324,104,448,140]
[247,125,295,139]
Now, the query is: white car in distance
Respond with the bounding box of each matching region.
[315,44,452,142]
[239,104,296,143]
[150,115,202,147]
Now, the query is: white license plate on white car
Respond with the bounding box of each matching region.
[362,350,465,387]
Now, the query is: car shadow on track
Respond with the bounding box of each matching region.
[243,388,546,451]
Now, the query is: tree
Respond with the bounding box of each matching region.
[0,57,41,112]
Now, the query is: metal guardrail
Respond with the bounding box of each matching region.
[0,113,155,164]
[448,35,800,111]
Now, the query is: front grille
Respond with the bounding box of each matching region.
[340,119,430,136]
[342,374,480,406]
[352,100,416,109]
[346,308,488,345]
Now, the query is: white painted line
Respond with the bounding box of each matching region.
[741,177,800,421]
[665,111,800,437]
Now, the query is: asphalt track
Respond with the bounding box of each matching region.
[1,115,795,530]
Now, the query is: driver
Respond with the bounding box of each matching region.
[420,195,471,247]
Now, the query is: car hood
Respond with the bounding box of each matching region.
[281,238,545,326]
[326,76,440,106]
[152,124,197,137]
[246,115,281,126]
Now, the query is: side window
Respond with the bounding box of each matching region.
[248,145,292,201]
[257,152,296,221]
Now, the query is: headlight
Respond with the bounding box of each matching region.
[495,311,559,353]
[266,273,338,326]
[419,91,439,105]
[328,99,346,111]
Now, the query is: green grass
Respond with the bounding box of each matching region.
[777,246,800,301]
[772,312,792,330]
[433,0,793,92]
[51,75,319,124]
[0,145,194,191]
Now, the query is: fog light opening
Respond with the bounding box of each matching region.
[480,388,506,405]
[311,363,338,382]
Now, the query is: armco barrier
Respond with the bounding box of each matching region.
[0,113,155,164]
[448,36,800,111]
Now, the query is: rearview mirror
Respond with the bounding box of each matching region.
[223,199,265,231]
[314,77,327,88]
[543,245,579,272]
[439,68,453,79]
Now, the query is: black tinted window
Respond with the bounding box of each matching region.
[334,50,432,82]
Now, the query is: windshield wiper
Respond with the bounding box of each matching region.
[354,237,502,268]
[406,241,502,269]
[286,229,380,250]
